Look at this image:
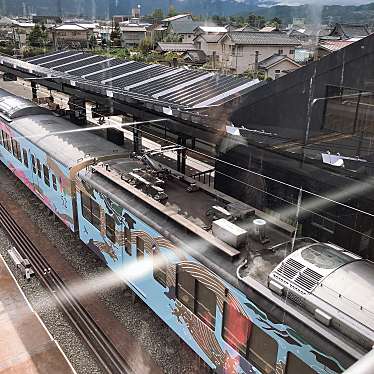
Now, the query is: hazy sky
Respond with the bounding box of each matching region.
[270,0,372,4]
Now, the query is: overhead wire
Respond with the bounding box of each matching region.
[11,71,374,221]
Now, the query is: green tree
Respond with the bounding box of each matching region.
[152,8,164,20]
[162,33,182,42]
[168,5,178,17]
[139,37,153,54]
[28,24,48,47]
[110,25,121,47]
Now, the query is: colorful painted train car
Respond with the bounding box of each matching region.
[0,89,369,374]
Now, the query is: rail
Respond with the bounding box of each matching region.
[0,202,132,374]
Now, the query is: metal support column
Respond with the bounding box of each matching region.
[133,123,142,154]
[31,81,37,100]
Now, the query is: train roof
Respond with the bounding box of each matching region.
[0,89,48,119]
[8,113,124,168]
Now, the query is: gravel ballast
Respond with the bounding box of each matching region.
[0,165,204,374]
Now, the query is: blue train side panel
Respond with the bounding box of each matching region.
[76,182,345,374]
[0,120,76,231]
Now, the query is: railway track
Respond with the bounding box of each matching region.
[0,201,132,374]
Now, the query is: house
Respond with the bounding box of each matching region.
[120,26,147,48]
[182,50,207,65]
[168,20,202,43]
[258,54,301,79]
[220,31,301,74]
[12,21,35,47]
[0,17,15,41]
[53,24,92,48]
[156,42,196,53]
[329,23,370,40]
[193,33,225,66]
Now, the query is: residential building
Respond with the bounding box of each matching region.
[120,26,147,48]
[259,26,278,33]
[156,42,196,53]
[182,50,207,65]
[193,33,225,66]
[329,23,370,40]
[12,21,35,47]
[220,32,301,74]
[194,26,228,35]
[258,54,301,79]
[52,24,92,48]
[0,17,15,41]
[167,20,202,43]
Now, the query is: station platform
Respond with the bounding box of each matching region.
[0,255,75,374]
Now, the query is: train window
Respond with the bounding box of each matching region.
[247,324,277,374]
[36,159,42,178]
[5,133,12,152]
[176,267,195,312]
[31,155,37,174]
[105,214,116,243]
[43,165,50,187]
[80,192,101,231]
[136,236,144,258]
[22,149,29,168]
[52,174,58,191]
[196,281,216,329]
[11,139,21,161]
[0,130,3,146]
[286,352,317,374]
[153,253,167,287]
[91,199,101,230]
[124,227,131,255]
[222,301,251,356]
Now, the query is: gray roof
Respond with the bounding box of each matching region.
[9,113,123,167]
[169,20,202,34]
[258,54,288,69]
[225,31,301,46]
[197,33,225,43]
[157,42,196,52]
[183,50,207,64]
[331,23,370,38]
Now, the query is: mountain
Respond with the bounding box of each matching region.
[2,0,374,25]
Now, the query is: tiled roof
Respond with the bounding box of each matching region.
[183,50,207,63]
[319,40,355,52]
[336,23,370,38]
[258,54,300,69]
[157,42,196,52]
[197,33,225,43]
[226,32,301,46]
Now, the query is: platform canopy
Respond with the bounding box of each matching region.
[17,50,259,111]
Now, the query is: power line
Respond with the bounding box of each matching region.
[13,77,374,220]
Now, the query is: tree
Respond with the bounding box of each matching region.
[88,34,97,49]
[139,37,153,54]
[168,5,178,17]
[110,26,121,47]
[162,33,182,43]
[152,8,164,20]
[28,24,48,48]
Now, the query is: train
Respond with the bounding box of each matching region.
[0,88,372,374]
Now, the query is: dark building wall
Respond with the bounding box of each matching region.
[231,33,374,136]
